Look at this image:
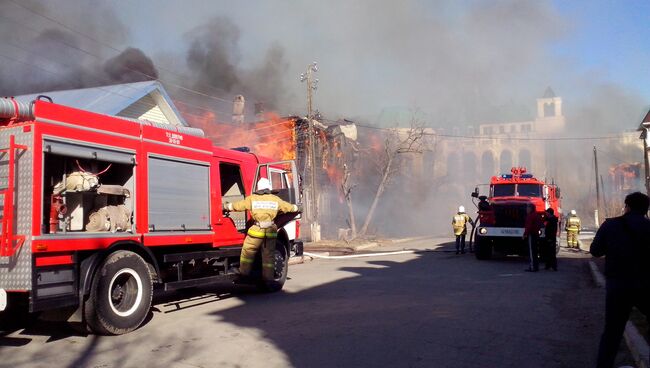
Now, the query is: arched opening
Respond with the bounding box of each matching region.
[481,151,495,179]
[499,150,513,173]
[544,102,555,117]
[464,152,477,182]
[518,149,531,170]
[447,152,460,180]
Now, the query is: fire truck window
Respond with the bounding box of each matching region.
[219,163,246,231]
[219,163,245,197]
[517,184,542,197]
[493,184,515,197]
[270,171,285,190]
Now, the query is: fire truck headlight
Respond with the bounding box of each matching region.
[478,227,488,235]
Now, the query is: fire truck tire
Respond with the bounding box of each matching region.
[258,240,289,293]
[84,250,153,335]
[474,238,492,260]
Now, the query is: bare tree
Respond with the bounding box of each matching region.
[358,124,428,237]
[341,163,357,240]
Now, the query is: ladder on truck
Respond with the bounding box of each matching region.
[0,135,27,257]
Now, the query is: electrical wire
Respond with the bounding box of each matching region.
[5,0,236,106]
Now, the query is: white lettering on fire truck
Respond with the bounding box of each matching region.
[165,132,184,145]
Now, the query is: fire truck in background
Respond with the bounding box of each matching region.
[0,97,302,334]
[470,167,561,260]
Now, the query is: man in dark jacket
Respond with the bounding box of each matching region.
[590,192,650,368]
[543,208,558,271]
[523,204,544,272]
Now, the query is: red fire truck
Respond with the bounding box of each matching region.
[0,97,301,334]
[471,167,561,260]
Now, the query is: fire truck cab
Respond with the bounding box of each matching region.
[0,98,302,334]
[471,167,561,260]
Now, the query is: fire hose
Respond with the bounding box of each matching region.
[303,250,418,259]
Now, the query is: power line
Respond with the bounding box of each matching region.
[0,52,232,126]
[6,0,237,106]
[0,27,236,116]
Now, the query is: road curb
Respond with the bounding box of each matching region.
[588,260,649,368]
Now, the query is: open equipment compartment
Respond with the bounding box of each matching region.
[42,139,135,234]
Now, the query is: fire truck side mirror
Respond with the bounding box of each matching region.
[471,187,479,198]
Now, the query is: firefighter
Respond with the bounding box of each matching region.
[223,178,299,281]
[565,209,582,249]
[452,206,474,254]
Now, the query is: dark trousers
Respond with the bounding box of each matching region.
[526,235,539,270]
[543,237,557,270]
[596,281,649,368]
[455,234,466,253]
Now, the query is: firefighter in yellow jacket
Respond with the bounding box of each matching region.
[223,178,298,280]
[565,209,582,249]
[452,206,474,254]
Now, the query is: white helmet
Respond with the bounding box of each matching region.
[570,209,576,215]
[458,205,465,213]
[257,178,272,191]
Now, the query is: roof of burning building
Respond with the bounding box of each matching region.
[14,81,187,127]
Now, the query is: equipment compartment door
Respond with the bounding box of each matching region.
[148,156,210,231]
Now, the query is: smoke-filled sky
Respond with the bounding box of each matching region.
[0,0,649,131]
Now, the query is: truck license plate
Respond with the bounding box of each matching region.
[0,289,6,312]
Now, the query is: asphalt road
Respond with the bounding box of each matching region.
[0,237,623,368]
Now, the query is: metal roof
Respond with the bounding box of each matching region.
[13,81,188,126]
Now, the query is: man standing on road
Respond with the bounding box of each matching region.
[523,204,543,272]
[565,209,582,249]
[543,208,559,271]
[591,192,650,368]
[223,178,299,281]
[452,206,474,254]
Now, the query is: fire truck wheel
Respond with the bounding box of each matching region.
[474,238,492,260]
[258,241,289,293]
[84,250,153,335]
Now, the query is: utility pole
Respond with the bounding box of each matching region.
[300,62,320,241]
[593,146,600,226]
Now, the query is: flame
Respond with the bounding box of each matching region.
[177,103,296,161]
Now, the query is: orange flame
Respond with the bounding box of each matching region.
[177,104,296,161]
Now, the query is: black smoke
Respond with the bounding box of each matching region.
[104,47,159,83]
[0,1,157,96]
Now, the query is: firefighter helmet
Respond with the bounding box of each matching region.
[458,205,465,213]
[257,178,272,191]
[570,209,576,216]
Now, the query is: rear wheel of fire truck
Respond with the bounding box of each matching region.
[258,239,289,293]
[474,238,492,260]
[84,250,153,335]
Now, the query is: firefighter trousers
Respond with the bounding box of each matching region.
[566,230,579,248]
[455,234,467,254]
[239,226,277,281]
